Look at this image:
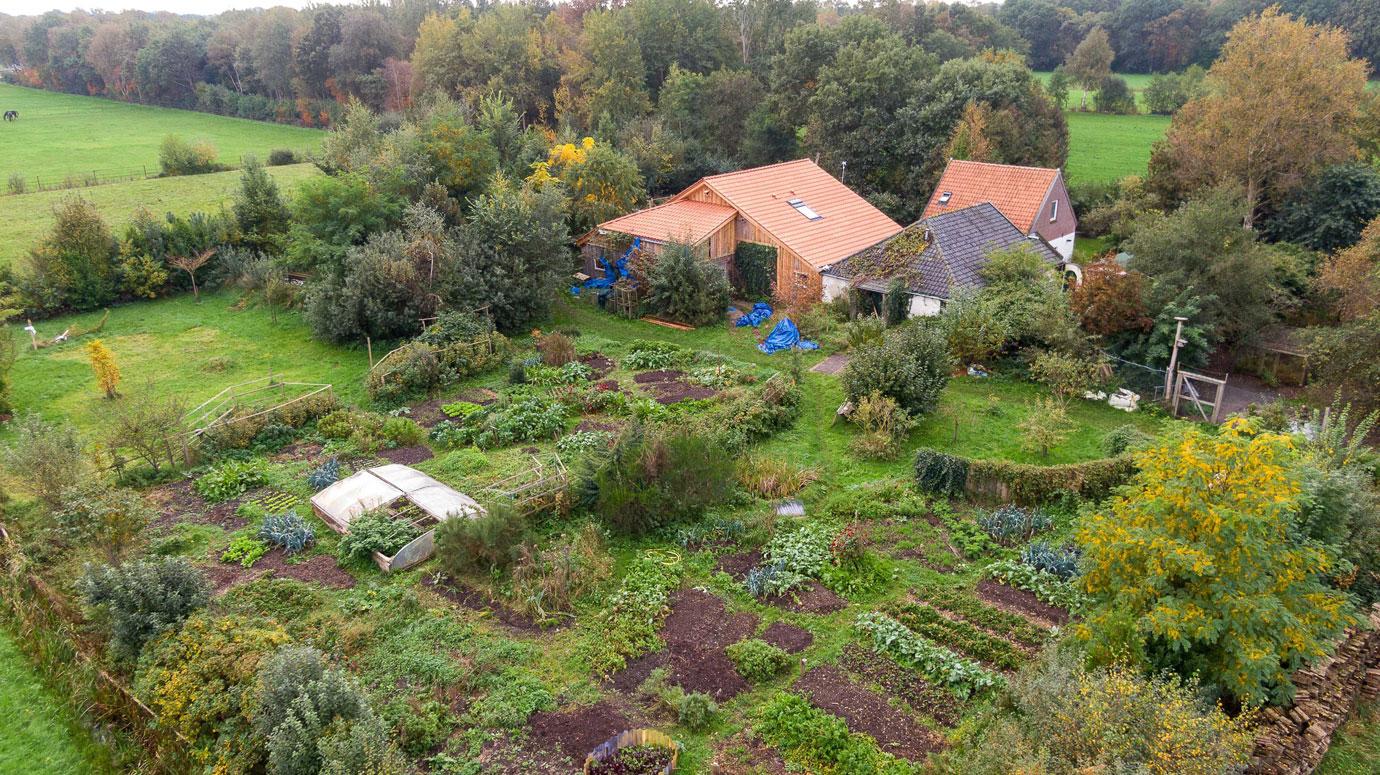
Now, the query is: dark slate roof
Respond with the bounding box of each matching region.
[822,202,1062,299]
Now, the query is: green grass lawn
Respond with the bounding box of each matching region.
[551,302,1167,477]
[0,163,320,269]
[7,291,370,437]
[1318,703,1380,774]
[0,84,322,184]
[1062,111,1170,184]
[0,629,112,774]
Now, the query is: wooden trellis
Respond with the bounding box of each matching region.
[480,454,570,516]
[1172,370,1227,423]
[185,376,333,436]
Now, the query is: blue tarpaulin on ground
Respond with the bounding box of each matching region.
[734,301,773,328]
[757,318,819,354]
[571,238,639,296]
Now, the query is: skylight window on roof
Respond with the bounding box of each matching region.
[787,198,822,221]
[938,192,953,205]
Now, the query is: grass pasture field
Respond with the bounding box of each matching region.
[1062,111,1171,183]
[0,84,322,186]
[0,163,321,269]
[6,292,371,438]
[0,630,111,774]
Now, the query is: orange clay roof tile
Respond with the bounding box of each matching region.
[923,159,1062,233]
[595,198,738,245]
[688,159,902,270]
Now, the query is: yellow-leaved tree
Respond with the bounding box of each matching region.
[1076,418,1354,707]
[86,338,121,399]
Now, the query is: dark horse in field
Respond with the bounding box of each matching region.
[2,111,16,121]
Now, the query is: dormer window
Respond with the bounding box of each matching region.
[787,198,822,221]
[1050,200,1058,222]
[938,192,952,205]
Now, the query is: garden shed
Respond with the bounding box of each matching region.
[310,464,483,572]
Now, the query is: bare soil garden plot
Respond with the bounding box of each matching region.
[201,548,356,593]
[608,589,758,702]
[377,444,434,466]
[837,643,961,726]
[147,478,248,531]
[422,575,548,633]
[714,549,762,580]
[633,369,719,404]
[792,665,945,760]
[977,579,1069,627]
[770,580,848,615]
[760,621,813,653]
[519,701,634,769]
[580,352,616,377]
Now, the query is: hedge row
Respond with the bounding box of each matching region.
[914,448,1135,505]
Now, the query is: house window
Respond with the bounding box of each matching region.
[1050,200,1058,222]
[938,192,952,205]
[787,198,822,221]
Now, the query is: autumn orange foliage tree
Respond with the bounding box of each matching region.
[1317,213,1380,322]
[1076,419,1355,707]
[86,338,121,399]
[1069,259,1152,337]
[1148,9,1369,226]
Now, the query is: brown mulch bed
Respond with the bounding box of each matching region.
[660,589,757,700]
[607,589,757,702]
[525,701,632,765]
[760,621,814,653]
[147,479,247,531]
[976,579,1069,627]
[632,368,718,405]
[837,643,960,726]
[714,549,762,580]
[605,650,668,695]
[649,382,718,405]
[770,580,848,615]
[423,576,547,633]
[575,418,623,434]
[793,665,945,760]
[377,444,434,465]
[593,379,622,393]
[580,353,615,377]
[204,549,355,593]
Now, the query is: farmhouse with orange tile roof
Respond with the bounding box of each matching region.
[583,159,902,305]
[922,159,1077,261]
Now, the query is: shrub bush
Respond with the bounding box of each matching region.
[135,613,289,771]
[365,342,441,404]
[79,557,211,661]
[1029,350,1103,399]
[726,638,792,683]
[195,458,270,502]
[267,148,298,166]
[849,391,915,459]
[509,523,613,620]
[159,135,223,176]
[588,426,735,535]
[336,509,422,563]
[644,241,731,326]
[259,511,316,555]
[842,324,952,416]
[535,330,576,366]
[676,691,718,731]
[914,448,1137,505]
[434,501,527,576]
[53,481,151,561]
[843,314,885,351]
[3,413,86,508]
[1102,424,1153,456]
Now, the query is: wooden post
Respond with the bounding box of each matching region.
[25,319,37,350]
[1164,316,1187,400]
[366,336,373,368]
